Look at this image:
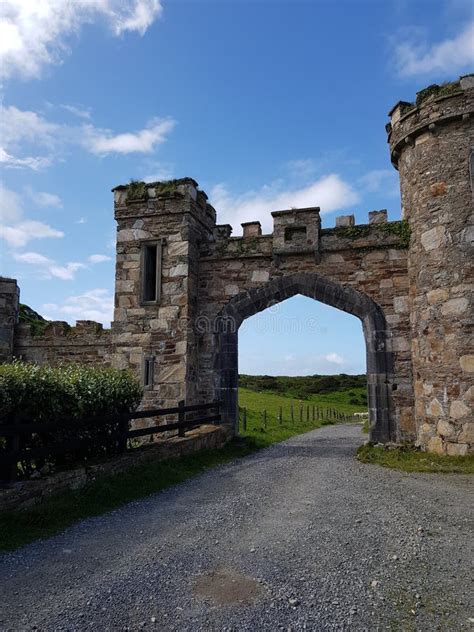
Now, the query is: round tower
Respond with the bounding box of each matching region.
[387,75,474,455]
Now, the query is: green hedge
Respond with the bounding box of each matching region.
[0,362,142,478]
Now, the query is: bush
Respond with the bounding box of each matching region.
[0,362,142,478]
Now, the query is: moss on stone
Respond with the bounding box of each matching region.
[378,220,411,248]
[126,180,147,200]
[125,178,194,201]
[416,81,460,106]
[333,225,371,240]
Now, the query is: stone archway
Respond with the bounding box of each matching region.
[215,272,395,443]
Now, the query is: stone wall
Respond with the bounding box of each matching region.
[196,213,412,443]
[2,76,472,454]
[14,320,113,366]
[0,424,232,512]
[387,74,474,455]
[112,179,216,412]
[0,277,19,363]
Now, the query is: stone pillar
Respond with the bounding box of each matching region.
[0,277,19,363]
[387,75,474,454]
[111,179,216,409]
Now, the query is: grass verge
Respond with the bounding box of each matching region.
[0,438,259,552]
[357,443,474,474]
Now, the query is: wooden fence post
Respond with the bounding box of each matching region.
[291,404,294,422]
[299,401,303,422]
[263,409,267,430]
[243,407,247,432]
[279,406,283,424]
[0,415,20,483]
[178,399,185,437]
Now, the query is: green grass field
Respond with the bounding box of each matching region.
[238,386,367,448]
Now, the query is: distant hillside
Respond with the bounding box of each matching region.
[239,374,367,402]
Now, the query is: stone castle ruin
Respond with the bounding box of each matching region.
[1,76,473,454]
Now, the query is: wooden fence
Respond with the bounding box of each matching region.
[0,400,221,483]
[238,404,367,432]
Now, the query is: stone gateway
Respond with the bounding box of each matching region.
[1,76,472,454]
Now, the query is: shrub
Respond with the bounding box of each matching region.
[0,362,142,478]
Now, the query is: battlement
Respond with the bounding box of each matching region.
[387,74,474,168]
[112,178,216,229]
[206,207,408,258]
[16,320,111,338]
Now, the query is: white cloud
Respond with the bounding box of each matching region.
[88,254,112,263]
[325,352,344,365]
[359,169,399,197]
[0,0,163,80]
[0,105,59,147]
[31,190,63,208]
[1,220,64,248]
[76,217,88,224]
[210,174,359,233]
[0,147,53,170]
[82,117,176,155]
[42,289,114,325]
[0,183,65,247]
[0,184,22,222]
[48,262,85,280]
[13,251,84,280]
[0,105,176,168]
[394,22,474,77]
[60,104,92,120]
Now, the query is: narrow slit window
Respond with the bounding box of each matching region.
[143,356,154,389]
[141,241,162,304]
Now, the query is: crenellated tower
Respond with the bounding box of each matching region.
[111,178,216,409]
[387,74,474,454]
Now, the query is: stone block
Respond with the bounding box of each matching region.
[446,443,468,456]
[420,226,445,252]
[335,215,355,227]
[241,222,262,238]
[368,210,387,224]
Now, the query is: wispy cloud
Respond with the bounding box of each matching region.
[358,169,399,197]
[27,188,63,208]
[0,0,163,80]
[0,105,176,169]
[12,248,110,281]
[13,252,84,280]
[88,254,112,263]
[0,184,64,247]
[1,222,64,248]
[60,104,92,120]
[394,22,474,77]
[210,174,359,233]
[43,289,114,326]
[82,117,176,155]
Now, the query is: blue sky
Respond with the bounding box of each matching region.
[1,0,473,375]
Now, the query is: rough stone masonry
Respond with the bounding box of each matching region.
[1,75,472,454]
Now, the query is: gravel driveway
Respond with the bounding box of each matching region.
[0,423,472,631]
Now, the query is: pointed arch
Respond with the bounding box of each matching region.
[215,272,395,443]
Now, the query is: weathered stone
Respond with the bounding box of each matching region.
[251,270,270,283]
[427,288,448,304]
[420,226,445,252]
[446,442,468,456]
[460,355,474,372]
[449,400,470,420]
[440,297,469,316]
[335,215,355,227]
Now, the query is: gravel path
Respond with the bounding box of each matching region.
[0,423,472,631]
